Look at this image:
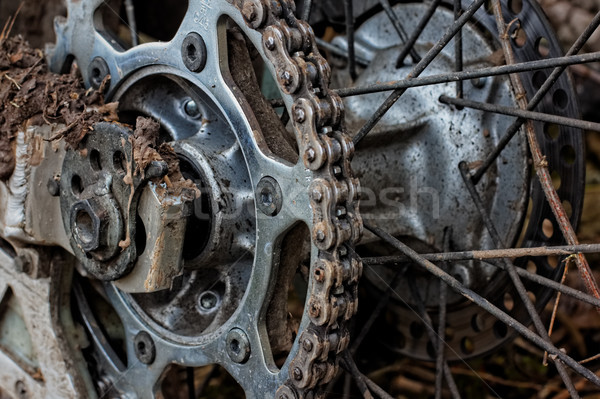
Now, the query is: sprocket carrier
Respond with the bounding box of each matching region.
[46,0,363,398]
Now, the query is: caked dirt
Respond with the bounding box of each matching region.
[0,35,119,179]
[0,35,196,197]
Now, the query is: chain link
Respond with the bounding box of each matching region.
[231,0,363,396]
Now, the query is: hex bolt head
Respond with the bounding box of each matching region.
[88,57,110,89]
[256,176,283,217]
[71,200,104,253]
[183,99,202,119]
[226,328,251,364]
[182,33,208,72]
[134,331,156,365]
[198,290,220,312]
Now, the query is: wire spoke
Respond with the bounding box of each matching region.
[407,275,461,399]
[344,0,358,80]
[336,51,600,97]
[341,352,394,399]
[124,0,139,46]
[363,222,600,387]
[316,38,370,67]
[471,9,600,183]
[436,229,451,399]
[396,0,442,66]
[440,94,600,132]
[459,158,579,395]
[349,269,405,355]
[362,243,600,263]
[366,254,600,309]
[379,0,421,63]
[301,0,313,22]
[352,0,488,146]
[454,0,463,98]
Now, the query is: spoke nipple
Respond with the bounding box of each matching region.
[303,339,313,352]
[333,166,342,176]
[293,367,303,381]
[294,107,306,123]
[336,206,347,217]
[265,36,276,51]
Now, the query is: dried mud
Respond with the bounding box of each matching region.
[0,35,118,179]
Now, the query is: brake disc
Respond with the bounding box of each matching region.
[329,0,585,360]
[45,0,362,397]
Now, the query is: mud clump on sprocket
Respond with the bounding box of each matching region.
[0,35,118,180]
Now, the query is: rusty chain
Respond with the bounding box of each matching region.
[229,0,363,397]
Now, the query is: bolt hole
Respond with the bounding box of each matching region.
[460,337,474,354]
[511,25,527,47]
[137,341,146,354]
[536,37,550,58]
[230,339,240,354]
[92,67,101,81]
[71,175,83,195]
[471,314,484,332]
[562,200,573,219]
[553,89,569,109]
[548,255,559,269]
[261,190,273,206]
[409,322,424,339]
[187,44,198,62]
[532,71,547,90]
[551,170,562,190]
[561,145,576,165]
[113,151,127,173]
[503,292,514,311]
[526,260,537,274]
[426,341,436,359]
[544,123,560,140]
[493,320,508,338]
[484,0,494,14]
[509,0,523,14]
[90,149,102,171]
[542,218,554,239]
